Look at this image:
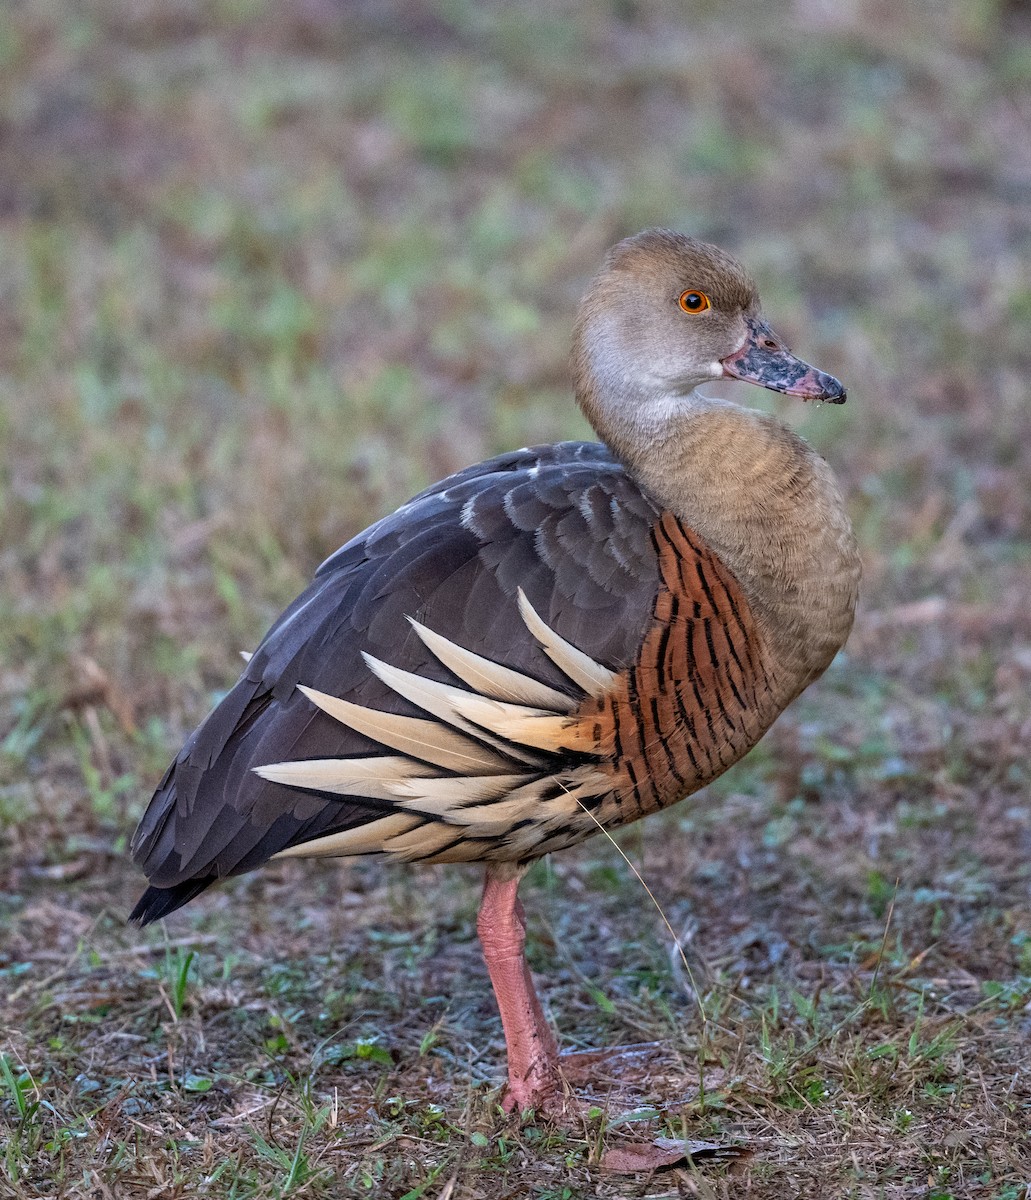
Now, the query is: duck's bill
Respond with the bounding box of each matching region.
[720,317,846,403]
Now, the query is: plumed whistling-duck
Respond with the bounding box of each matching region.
[131,229,860,1113]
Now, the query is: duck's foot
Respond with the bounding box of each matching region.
[499,1061,565,1115]
[479,871,694,1119]
[478,869,565,1115]
[558,1040,669,1083]
[500,1043,679,1118]
[558,1041,689,1115]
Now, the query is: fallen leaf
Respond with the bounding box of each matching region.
[600,1136,726,1173]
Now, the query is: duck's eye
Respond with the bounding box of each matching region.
[678,290,711,314]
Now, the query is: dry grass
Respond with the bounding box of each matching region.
[2,1,1031,1196]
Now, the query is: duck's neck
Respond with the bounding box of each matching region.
[580,382,860,698]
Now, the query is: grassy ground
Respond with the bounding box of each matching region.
[2,1,1031,1196]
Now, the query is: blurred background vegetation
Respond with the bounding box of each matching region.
[1,1,1030,1196]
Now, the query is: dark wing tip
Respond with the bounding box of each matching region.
[129,877,217,926]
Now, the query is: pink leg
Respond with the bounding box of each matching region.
[477,867,562,1112]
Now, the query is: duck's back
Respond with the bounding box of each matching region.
[132,443,666,910]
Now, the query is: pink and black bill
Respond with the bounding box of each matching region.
[721,316,845,403]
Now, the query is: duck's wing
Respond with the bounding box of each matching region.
[130,442,667,920]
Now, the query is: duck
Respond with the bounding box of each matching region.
[130,229,860,1114]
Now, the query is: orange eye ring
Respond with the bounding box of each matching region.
[678,290,711,314]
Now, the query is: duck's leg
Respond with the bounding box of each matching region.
[477,865,563,1112]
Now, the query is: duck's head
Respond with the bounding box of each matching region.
[573,230,845,436]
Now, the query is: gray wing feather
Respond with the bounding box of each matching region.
[131,442,662,893]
